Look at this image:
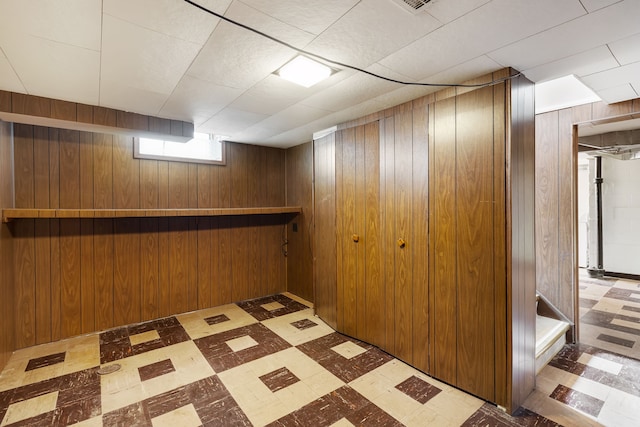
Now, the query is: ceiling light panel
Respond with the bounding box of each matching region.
[278,56,333,88]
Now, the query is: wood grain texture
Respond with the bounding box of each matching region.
[313,133,337,329]
[354,125,366,339]
[1,120,15,370]
[382,116,395,354]
[411,103,429,373]
[11,127,290,346]
[393,109,414,364]
[455,86,495,400]
[285,142,314,302]
[431,97,457,385]
[364,121,383,349]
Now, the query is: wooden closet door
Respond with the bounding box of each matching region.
[455,86,496,400]
[336,122,382,343]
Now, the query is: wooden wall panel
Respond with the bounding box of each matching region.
[455,86,495,400]
[364,122,383,348]
[411,103,429,372]
[431,97,457,385]
[1,120,16,370]
[285,142,314,302]
[313,133,337,328]
[393,109,414,363]
[11,125,290,346]
[535,112,560,304]
[339,127,357,336]
[354,126,366,339]
[382,116,395,353]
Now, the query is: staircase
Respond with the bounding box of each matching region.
[535,294,571,374]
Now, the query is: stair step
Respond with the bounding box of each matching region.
[535,315,570,374]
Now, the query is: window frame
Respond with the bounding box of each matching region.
[133,135,226,166]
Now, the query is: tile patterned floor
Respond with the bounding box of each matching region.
[1,292,566,426]
[518,270,640,426]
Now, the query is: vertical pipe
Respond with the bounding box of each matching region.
[588,156,604,277]
[595,156,603,270]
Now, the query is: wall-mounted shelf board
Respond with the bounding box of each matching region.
[2,206,302,223]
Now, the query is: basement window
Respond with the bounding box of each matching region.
[134,132,226,165]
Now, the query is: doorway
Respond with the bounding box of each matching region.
[576,118,640,359]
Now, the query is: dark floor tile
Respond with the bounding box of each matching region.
[54,395,102,426]
[138,358,175,382]
[99,317,189,364]
[395,375,441,404]
[347,403,404,426]
[25,352,66,371]
[259,367,300,393]
[623,305,640,314]
[604,287,640,304]
[205,314,230,326]
[579,298,599,309]
[9,377,62,404]
[194,323,291,372]
[597,333,635,348]
[4,410,55,427]
[102,401,151,427]
[550,384,604,418]
[290,319,318,331]
[197,395,252,426]
[57,381,100,407]
[297,333,393,383]
[462,402,561,426]
[144,386,191,419]
[237,294,309,321]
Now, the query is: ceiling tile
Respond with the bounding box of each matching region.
[0,0,101,50]
[198,108,269,135]
[0,48,26,93]
[380,0,586,81]
[304,0,442,69]
[99,83,169,116]
[488,0,640,72]
[522,46,619,83]
[609,33,640,66]
[1,35,99,105]
[424,0,491,24]
[300,72,398,112]
[186,21,295,89]
[581,61,640,91]
[237,0,360,36]
[579,0,620,12]
[101,14,202,97]
[104,0,226,45]
[228,77,301,116]
[595,83,638,104]
[160,75,244,125]
[224,1,317,48]
[239,104,333,138]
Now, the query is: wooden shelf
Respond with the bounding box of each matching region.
[2,206,301,223]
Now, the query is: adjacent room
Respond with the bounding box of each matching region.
[1,1,639,426]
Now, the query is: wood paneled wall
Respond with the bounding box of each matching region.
[313,69,536,414]
[313,133,337,328]
[11,124,287,348]
[535,97,640,329]
[0,120,15,370]
[285,142,313,303]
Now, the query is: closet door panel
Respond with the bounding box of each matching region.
[364,121,383,347]
[412,103,429,372]
[382,117,396,353]
[393,108,414,363]
[340,127,358,337]
[355,126,366,338]
[432,97,457,385]
[455,86,495,400]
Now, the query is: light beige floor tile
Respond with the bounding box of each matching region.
[577,353,623,375]
[522,389,602,427]
[100,340,214,413]
[129,330,160,346]
[225,335,259,352]
[176,304,258,340]
[329,418,355,427]
[261,310,333,346]
[330,341,367,359]
[1,391,58,426]
[151,403,201,427]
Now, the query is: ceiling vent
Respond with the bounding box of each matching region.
[392,0,432,14]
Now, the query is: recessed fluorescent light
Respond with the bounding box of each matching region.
[535,75,601,114]
[277,56,333,88]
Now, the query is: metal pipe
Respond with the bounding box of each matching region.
[595,156,603,270]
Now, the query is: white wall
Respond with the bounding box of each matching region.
[602,156,640,275]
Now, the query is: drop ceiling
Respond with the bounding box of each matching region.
[0,0,638,148]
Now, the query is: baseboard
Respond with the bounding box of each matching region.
[605,271,640,281]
